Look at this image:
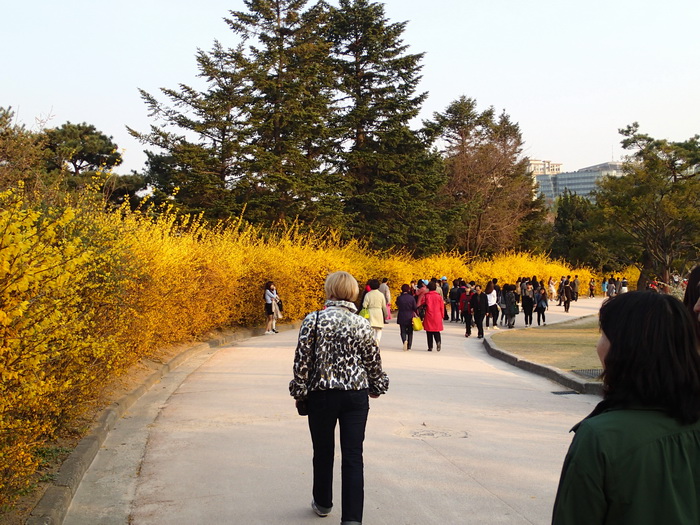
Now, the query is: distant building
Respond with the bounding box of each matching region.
[528,159,562,177]
[534,161,624,203]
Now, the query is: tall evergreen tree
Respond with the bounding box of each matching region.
[328,0,447,253]
[225,0,345,226]
[427,96,538,255]
[129,40,251,217]
[550,189,597,266]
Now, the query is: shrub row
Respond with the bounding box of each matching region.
[0,188,594,508]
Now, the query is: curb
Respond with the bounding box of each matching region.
[27,322,302,525]
[481,316,604,397]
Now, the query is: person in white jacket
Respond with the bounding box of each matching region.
[363,279,387,345]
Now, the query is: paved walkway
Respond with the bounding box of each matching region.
[64,297,606,524]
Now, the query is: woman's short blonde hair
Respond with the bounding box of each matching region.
[324,271,359,302]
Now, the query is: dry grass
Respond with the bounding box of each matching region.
[490,316,603,372]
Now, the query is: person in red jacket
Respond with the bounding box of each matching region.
[422,282,445,351]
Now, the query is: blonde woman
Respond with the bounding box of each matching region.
[290,271,389,525]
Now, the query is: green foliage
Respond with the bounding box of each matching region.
[550,190,598,266]
[130,2,551,256]
[45,122,122,181]
[227,0,343,226]
[328,0,447,253]
[594,124,700,283]
[129,38,251,219]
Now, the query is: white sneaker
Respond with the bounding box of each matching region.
[493,326,499,330]
[265,331,272,335]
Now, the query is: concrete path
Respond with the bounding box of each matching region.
[64,297,606,525]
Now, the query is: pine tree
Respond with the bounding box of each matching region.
[129,40,251,218]
[327,0,446,253]
[225,0,345,227]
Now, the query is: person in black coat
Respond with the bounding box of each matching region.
[470,285,489,339]
[396,284,418,351]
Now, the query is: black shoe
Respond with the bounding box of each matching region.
[272,329,279,333]
[428,348,432,351]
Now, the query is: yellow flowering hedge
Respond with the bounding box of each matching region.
[0,189,596,507]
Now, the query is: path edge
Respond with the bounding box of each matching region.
[26,322,302,525]
[482,316,604,397]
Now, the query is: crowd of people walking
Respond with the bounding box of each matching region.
[283,266,700,525]
[360,274,588,348]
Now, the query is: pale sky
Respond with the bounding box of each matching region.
[2,0,698,174]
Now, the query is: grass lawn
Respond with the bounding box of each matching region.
[490,316,603,373]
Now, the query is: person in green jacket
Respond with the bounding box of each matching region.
[552,291,700,525]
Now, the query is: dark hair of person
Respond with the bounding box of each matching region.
[599,291,700,424]
[401,284,411,293]
[417,280,425,289]
[427,281,437,291]
[484,281,494,294]
[382,277,388,283]
[368,278,380,290]
[683,265,700,341]
[263,280,274,299]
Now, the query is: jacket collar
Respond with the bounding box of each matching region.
[325,299,358,313]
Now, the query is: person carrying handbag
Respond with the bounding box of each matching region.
[290,272,389,525]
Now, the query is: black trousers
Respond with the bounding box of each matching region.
[399,322,413,349]
[427,331,441,349]
[536,306,546,325]
[450,301,460,321]
[308,389,369,524]
[522,297,534,325]
[464,312,473,335]
[486,304,499,326]
[474,313,485,337]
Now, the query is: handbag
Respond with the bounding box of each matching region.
[297,311,319,417]
[277,299,283,312]
[358,308,370,319]
[412,316,423,331]
[417,304,427,321]
[296,399,308,416]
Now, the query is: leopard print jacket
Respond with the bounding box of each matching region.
[289,300,389,400]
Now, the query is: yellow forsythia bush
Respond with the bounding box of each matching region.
[0,187,597,508]
[0,189,131,505]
